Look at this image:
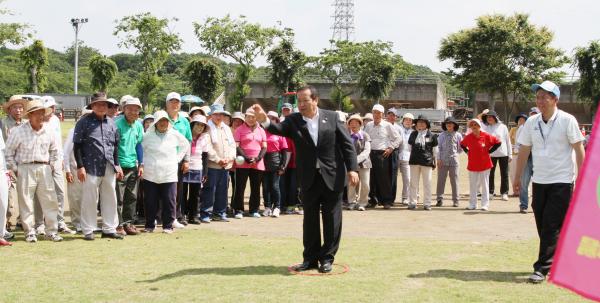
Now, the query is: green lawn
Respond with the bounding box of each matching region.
[0,227,588,303]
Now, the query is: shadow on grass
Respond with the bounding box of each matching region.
[408,269,531,283]
[138,266,291,283]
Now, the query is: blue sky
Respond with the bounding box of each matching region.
[3,0,598,73]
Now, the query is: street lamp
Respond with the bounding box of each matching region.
[70,17,88,94]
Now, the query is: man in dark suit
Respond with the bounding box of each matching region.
[253,86,359,273]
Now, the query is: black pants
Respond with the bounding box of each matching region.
[228,170,236,215]
[302,172,342,264]
[369,150,393,205]
[532,182,573,275]
[233,168,263,214]
[176,161,185,220]
[184,182,202,220]
[489,156,509,195]
[144,181,177,230]
[280,168,299,210]
[390,148,399,202]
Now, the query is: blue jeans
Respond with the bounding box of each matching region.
[262,171,281,209]
[200,168,229,219]
[519,157,533,210]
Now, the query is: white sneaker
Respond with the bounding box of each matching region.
[172,220,185,229]
[272,208,280,218]
[58,223,76,235]
[162,229,174,234]
[251,212,261,218]
[465,205,476,210]
[481,206,489,211]
[262,207,272,217]
[501,194,509,201]
[357,206,366,211]
[45,233,63,242]
[25,234,37,243]
[234,213,243,219]
[35,225,46,236]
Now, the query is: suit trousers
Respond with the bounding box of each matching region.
[532,182,572,276]
[347,168,370,207]
[369,150,393,205]
[80,163,119,235]
[436,165,459,204]
[233,168,263,214]
[302,171,343,264]
[490,156,510,195]
[398,160,410,202]
[17,164,59,236]
[469,169,490,209]
[0,171,8,236]
[409,165,433,207]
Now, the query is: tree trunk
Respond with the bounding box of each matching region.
[488,92,495,112]
[31,66,38,93]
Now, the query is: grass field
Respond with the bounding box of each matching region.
[0,119,589,303]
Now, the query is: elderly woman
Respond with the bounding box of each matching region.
[261,111,288,218]
[407,115,438,211]
[232,108,267,219]
[184,115,211,224]
[141,110,190,233]
[346,114,371,211]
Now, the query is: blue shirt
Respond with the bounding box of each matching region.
[73,113,120,176]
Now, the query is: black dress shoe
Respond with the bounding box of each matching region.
[292,261,318,271]
[319,261,333,273]
[101,232,124,240]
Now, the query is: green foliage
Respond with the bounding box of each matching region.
[438,13,569,112]
[64,40,101,68]
[331,87,354,112]
[193,15,289,110]
[0,2,30,47]
[114,12,182,107]
[88,54,118,93]
[184,58,222,102]
[574,40,600,108]
[18,39,48,93]
[267,38,307,94]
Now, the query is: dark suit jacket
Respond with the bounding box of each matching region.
[266,109,358,192]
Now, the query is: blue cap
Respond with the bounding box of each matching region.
[531,81,560,99]
[210,103,227,115]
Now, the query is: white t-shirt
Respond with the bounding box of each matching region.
[517,110,584,184]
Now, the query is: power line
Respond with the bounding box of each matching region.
[331,0,355,41]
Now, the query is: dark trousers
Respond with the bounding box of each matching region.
[144,181,177,230]
[136,180,145,221]
[229,170,236,214]
[201,168,229,219]
[262,171,281,210]
[489,156,509,195]
[302,172,343,264]
[281,168,299,210]
[369,150,393,205]
[390,148,399,202]
[233,168,263,214]
[184,182,202,220]
[531,182,573,275]
[116,167,139,225]
[176,161,185,220]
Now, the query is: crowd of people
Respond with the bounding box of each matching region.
[0,81,589,281]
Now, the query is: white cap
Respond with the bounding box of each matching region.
[123,98,142,109]
[402,113,414,120]
[41,96,56,108]
[120,95,134,106]
[372,104,385,113]
[166,92,181,103]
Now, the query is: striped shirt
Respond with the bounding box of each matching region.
[5,122,59,172]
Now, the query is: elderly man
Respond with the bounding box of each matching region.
[165,92,191,227]
[74,93,124,240]
[115,98,144,235]
[385,108,402,204]
[514,81,585,284]
[364,104,402,209]
[5,99,62,242]
[1,95,29,234]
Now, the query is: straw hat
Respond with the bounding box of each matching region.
[25,99,52,116]
[3,95,29,112]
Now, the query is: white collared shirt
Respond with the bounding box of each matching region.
[302,110,320,145]
[363,120,402,151]
[518,109,584,184]
[398,125,413,161]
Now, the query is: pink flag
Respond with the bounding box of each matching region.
[550,108,600,302]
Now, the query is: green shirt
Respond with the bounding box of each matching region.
[169,113,192,141]
[116,117,144,169]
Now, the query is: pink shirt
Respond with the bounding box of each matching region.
[265,131,288,153]
[234,123,267,170]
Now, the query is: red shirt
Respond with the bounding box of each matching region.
[285,138,296,168]
[460,131,500,172]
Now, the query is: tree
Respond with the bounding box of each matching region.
[0,2,30,47]
[574,40,600,109]
[65,40,101,67]
[19,39,48,93]
[267,38,307,94]
[114,12,182,107]
[193,15,288,110]
[184,58,222,102]
[88,54,118,93]
[439,13,569,120]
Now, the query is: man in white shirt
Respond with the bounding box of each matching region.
[514,80,585,284]
[364,104,402,208]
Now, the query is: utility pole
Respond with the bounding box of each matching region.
[70,17,88,94]
[331,0,355,41]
